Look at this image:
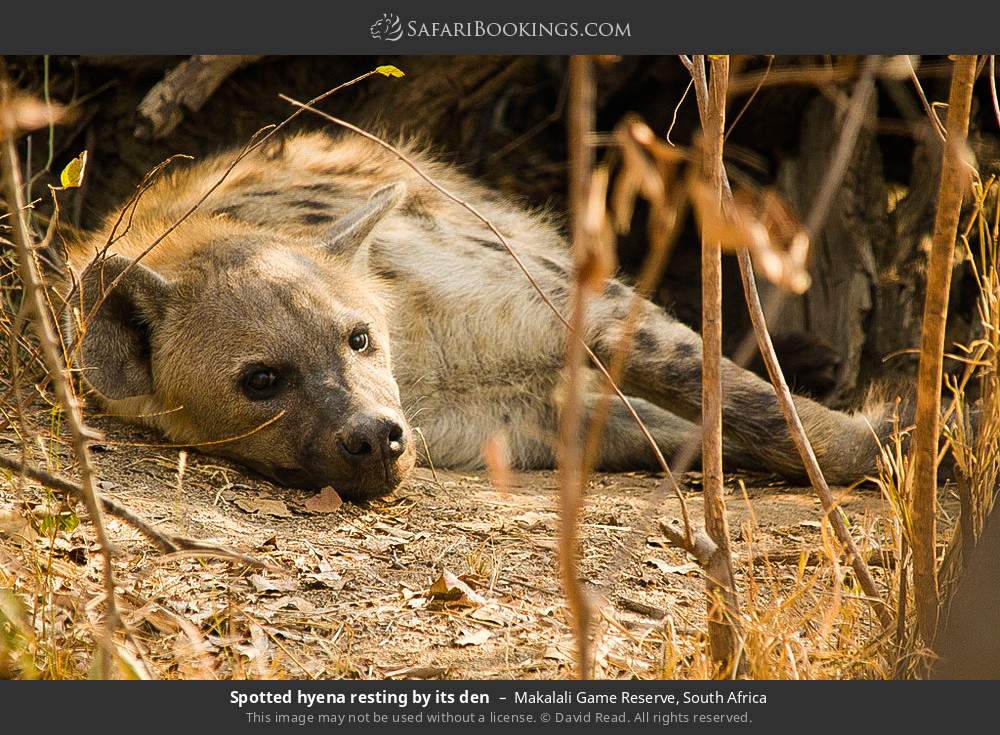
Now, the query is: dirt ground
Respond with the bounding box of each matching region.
[0,409,918,680]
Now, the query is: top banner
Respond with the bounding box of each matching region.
[2,0,998,54]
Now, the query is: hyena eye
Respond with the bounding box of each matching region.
[348,328,370,353]
[241,366,281,400]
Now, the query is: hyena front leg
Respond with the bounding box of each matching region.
[587,294,886,484]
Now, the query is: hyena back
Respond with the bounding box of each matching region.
[62,131,890,498]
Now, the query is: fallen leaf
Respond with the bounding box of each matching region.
[543,643,575,663]
[249,574,298,593]
[470,602,517,626]
[234,497,292,518]
[428,570,486,606]
[0,508,38,546]
[302,570,344,590]
[512,511,555,528]
[383,665,448,679]
[303,486,343,514]
[454,628,492,647]
[645,558,700,576]
[262,595,315,613]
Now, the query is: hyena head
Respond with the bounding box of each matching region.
[71,183,415,499]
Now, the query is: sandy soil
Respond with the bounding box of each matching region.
[0,412,907,680]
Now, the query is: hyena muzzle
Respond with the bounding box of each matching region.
[59,131,894,499]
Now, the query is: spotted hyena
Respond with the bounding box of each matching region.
[60,132,891,499]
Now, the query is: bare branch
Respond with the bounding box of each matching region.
[911,55,978,645]
[135,55,264,140]
[735,250,892,629]
[692,54,742,669]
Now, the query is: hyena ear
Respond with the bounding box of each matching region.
[77,255,171,400]
[321,182,406,273]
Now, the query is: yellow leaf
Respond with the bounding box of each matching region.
[375,65,405,78]
[59,151,87,189]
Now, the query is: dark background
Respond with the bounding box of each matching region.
[6,55,999,405]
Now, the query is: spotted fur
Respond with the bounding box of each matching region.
[62,131,890,496]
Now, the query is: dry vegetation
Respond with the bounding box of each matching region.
[1,55,998,680]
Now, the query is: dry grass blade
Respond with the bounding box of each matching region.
[1,84,119,678]
[910,55,979,646]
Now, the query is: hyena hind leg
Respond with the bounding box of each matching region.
[596,395,762,472]
[588,297,889,484]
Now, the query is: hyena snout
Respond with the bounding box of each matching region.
[307,410,415,499]
[337,414,408,466]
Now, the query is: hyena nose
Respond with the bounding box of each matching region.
[338,417,407,464]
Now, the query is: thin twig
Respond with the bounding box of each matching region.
[736,251,892,628]
[0,452,275,570]
[907,56,948,143]
[691,55,892,629]
[725,56,773,142]
[990,56,1000,133]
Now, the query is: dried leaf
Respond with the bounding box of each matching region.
[249,574,298,593]
[688,176,811,293]
[234,497,292,518]
[0,508,38,547]
[454,628,492,647]
[482,431,511,494]
[470,602,519,626]
[645,558,700,576]
[0,94,67,139]
[428,570,486,606]
[303,486,343,514]
[512,511,555,529]
[263,595,316,613]
[383,665,448,679]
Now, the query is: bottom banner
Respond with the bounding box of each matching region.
[1,680,996,732]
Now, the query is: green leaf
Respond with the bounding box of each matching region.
[59,150,87,188]
[375,65,405,78]
[36,510,80,535]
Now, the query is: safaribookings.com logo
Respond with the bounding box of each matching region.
[370,13,404,41]
[369,13,631,41]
